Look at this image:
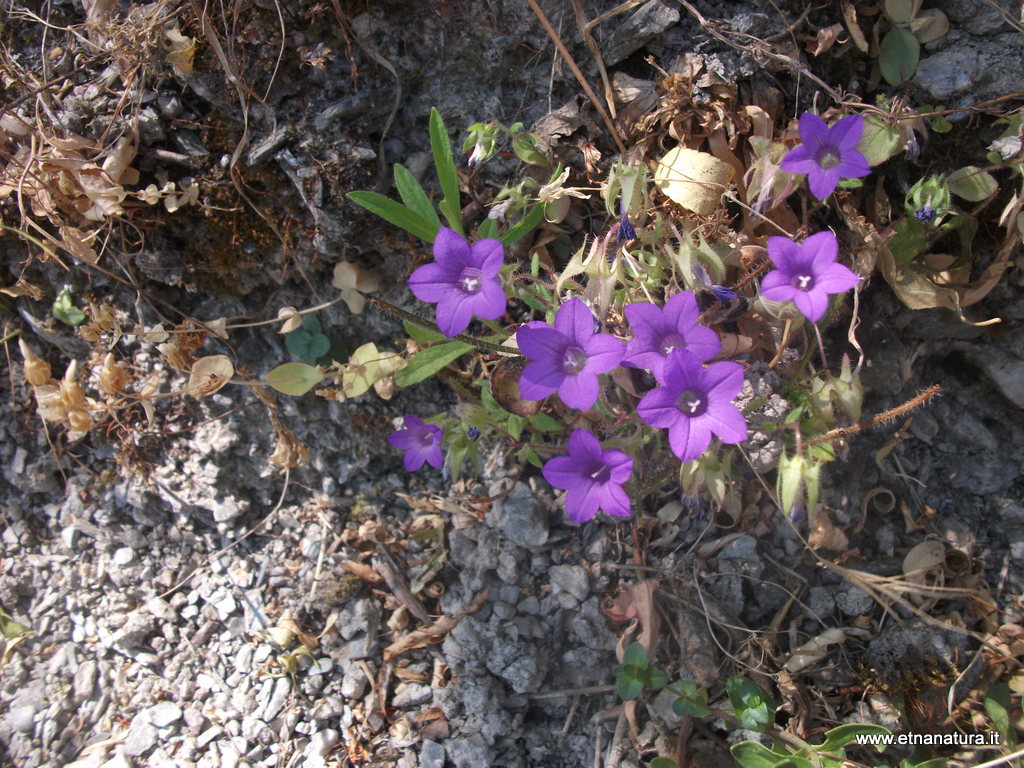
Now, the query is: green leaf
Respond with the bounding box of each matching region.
[53,289,86,326]
[947,166,998,201]
[647,667,669,690]
[0,606,29,639]
[650,759,679,768]
[879,27,920,86]
[394,341,473,387]
[884,0,916,23]
[285,330,313,359]
[773,758,816,768]
[307,333,330,360]
[617,674,645,701]
[512,132,548,166]
[394,163,442,229]
[623,642,648,668]
[890,216,930,264]
[507,414,526,441]
[403,319,447,344]
[730,741,789,768]
[477,218,498,240]
[858,116,904,166]
[820,723,891,754]
[429,108,463,235]
[265,363,323,396]
[522,446,543,468]
[499,205,545,246]
[984,683,1016,746]
[672,694,711,718]
[347,190,438,242]
[529,412,563,432]
[727,676,774,733]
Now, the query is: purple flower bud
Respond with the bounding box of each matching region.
[617,200,636,244]
[914,204,936,224]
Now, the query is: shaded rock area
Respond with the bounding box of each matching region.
[1,0,1023,767]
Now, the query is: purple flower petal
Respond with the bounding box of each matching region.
[758,269,793,295]
[582,334,625,373]
[408,263,458,303]
[517,323,567,361]
[702,360,745,398]
[703,404,749,445]
[668,418,712,464]
[793,289,829,323]
[780,144,820,175]
[829,114,864,148]
[567,429,603,462]
[433,226,472,269]
[555,298,596,343]
[389,415,444,472]
[470,279,508,320]
[519,362,560,401]
[470,238,505,275]
[636,386,680,428]
[797,112,830,150]
[601,483,632,517]
[558,372,599,410]
[808,166,841,199]
[814,262,860,293]
[542,455,580,489]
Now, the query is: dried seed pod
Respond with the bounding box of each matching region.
[67,408,93,433]
[98,352,130,394]
[60,360,88,409]
[491,357,541,417]
[34,384,66,422]
[18,339,51,386]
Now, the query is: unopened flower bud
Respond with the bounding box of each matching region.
[60,360,87,409]
[19,339,51,386]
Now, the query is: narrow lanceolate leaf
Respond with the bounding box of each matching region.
[394,163,442,229]
[265,363,323,396]
[394,341,473,387]
[499,204,545,246]
[346,191,437,243]
[429,107,463,235]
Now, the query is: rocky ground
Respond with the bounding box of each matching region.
[2,1,1023,767]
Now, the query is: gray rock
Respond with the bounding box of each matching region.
[445,734,493,768]
[392,683,432,708]
[306,729,340,757]
[915,46,981,100]
[340,663,369,700]
[260,677,291,722]
[835,586,873,617]
[311,696,344,720]
[549,565,589,603]
[488,482,549,548]
[603,0,680,66]
[112,547,135,566]
[5,704,36,733]
[146,701,182,728]
[419,739,446,768]
[100,754,134,768]
[124,719,158,757]
[74,659,98,701]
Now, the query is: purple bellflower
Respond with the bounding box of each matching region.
[623,291,722,383]
[637,349,748,463]
[388,415,444,471]
[407,226,507,337]
[542,429,633,523]
[517,298,625,411]
[760,231,860,323]
[780,113,870,200]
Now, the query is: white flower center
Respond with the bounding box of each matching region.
[815,147,841,170]
[458,268,483,295]
[659,332,686,357]
[562,346,587,375]
[677,388,706,416]
[791,273,815,291]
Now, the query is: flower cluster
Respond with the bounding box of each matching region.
[390,111,867,524]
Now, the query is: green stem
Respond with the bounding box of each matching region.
[369,296,522,357]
